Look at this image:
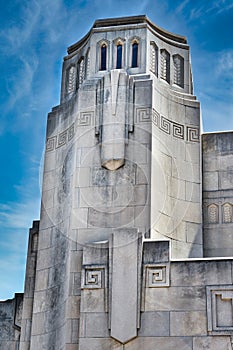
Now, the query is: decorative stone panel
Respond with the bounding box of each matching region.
[145,263,170,288]
[207,285,233,334]
[81,265,106,289]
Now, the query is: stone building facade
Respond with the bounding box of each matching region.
[1,15,233,350]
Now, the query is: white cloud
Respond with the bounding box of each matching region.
[5,54,39,112]
[216,50,233,79]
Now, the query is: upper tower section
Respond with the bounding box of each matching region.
[60,15,193,103]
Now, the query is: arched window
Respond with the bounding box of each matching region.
[222,203,232,223]
[160,49,170,83]
[150,42,158,77]
[207,204,219,224]
[66,65,76,94]
[173,54,184,88]
[78,57,85,87]
[100,44,107,71]
[116,43,123,69]
[132,42,138,68]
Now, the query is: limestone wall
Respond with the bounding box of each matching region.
[0,293,23,350]
[203,132,233,257]
[78,239,233,350]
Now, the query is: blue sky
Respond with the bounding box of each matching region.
[0,0,233,300]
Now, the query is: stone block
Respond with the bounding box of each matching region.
[170,311,207,336]
[203,171,219,191]
[75,167,91,187]
[31,312,46,335]
[35,269,49,291]
[167,176,186,201]
[193,336,232,350]
[125,336,192,350]
[185,221,202,245]
[71,208,88,229]
[138,311,169,336]
[84,312,109,337]
[38,229,52,250]
[70,251,83,272]
[80,186,113,208]
[81,289,105,313]
[219,170,233,190]
[88,206,134,228]
[144,286,206,311]
[143,241,170,263]
[136,163,150,185]
[170,261,232,287]
[66,296,80,319]
[77,228,111,246]
[79,338,123,350]
[185,181,200,203]
[42,189,55,209]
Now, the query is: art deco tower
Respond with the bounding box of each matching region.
[11,15,233,350]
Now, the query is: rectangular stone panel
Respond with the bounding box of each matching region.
[125,337,192,350]
[138,311,169,336]
[170,311,207,336]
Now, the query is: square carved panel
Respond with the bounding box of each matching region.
[207,285,233,334]
[145,263,170,288]
[81,265,106,289]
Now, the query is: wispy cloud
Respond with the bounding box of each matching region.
[5,55,39,112]
[216,50,233,79]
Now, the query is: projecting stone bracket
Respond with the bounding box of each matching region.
[95,70,134,171]
[109,229,142,344]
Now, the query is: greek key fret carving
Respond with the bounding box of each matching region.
[81,265,105,289]
[145,263,170,288]
[46,136,57,152]
[46,123,75,152]
[187,126,199,142]
[173,122,184,139]
[136,108,151,123]
[151,108,200,143]
[78,112,94,126]
[160,116,171,134]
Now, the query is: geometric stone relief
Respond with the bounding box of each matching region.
[46,123,75,152]
[46,110,94,152]
[77,111,94,126]
[81,265,106,289]
[136,108,200,143]
[207,203,219,224]
[222,203,233,223]
[66,65,76,94]
[136,108,151,123]
[145,263,170,287]
[207,286,233,334]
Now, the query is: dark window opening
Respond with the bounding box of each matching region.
[132,42,138,68]
[116,44,122,69]
[100,44,107,71]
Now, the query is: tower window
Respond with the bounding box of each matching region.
[173,54,184,88]
[78,57,85,87]
[207,204,219,224]
[116,44,122,69]
[160,49,170,83]
[132,42,138,68]
[222,203,232,223]
[67,65,76,94]
[100,44,107,71]
[150,42,158,77]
